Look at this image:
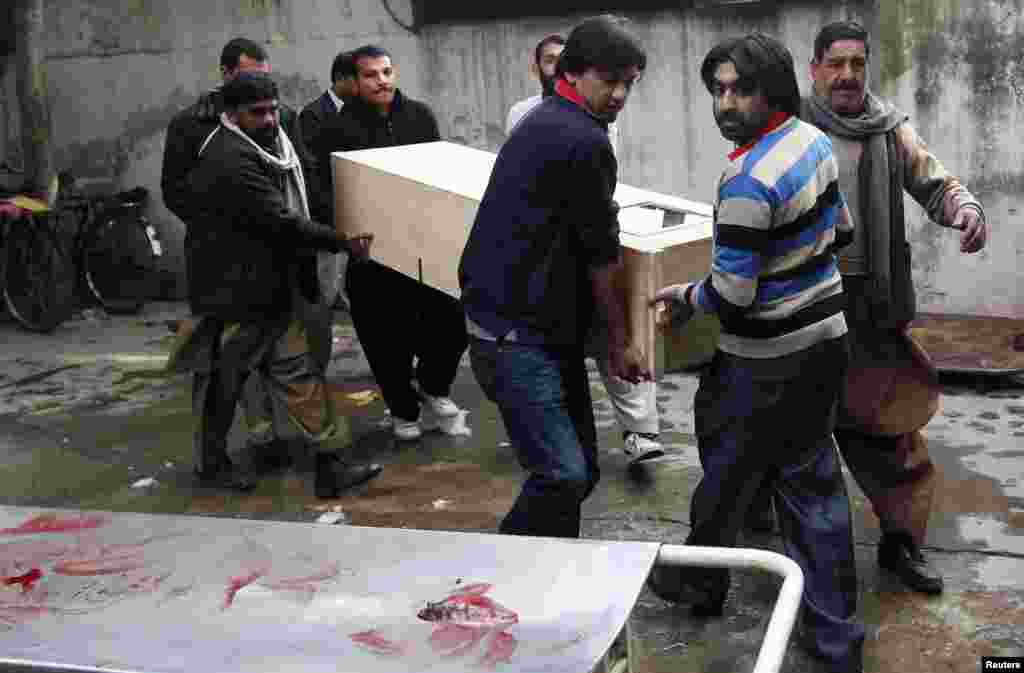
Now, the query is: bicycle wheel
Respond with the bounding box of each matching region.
[81,214,156,314]
[2,212,77,332]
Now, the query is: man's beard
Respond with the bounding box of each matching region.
[715,114,751,145]
[248,126,279,151]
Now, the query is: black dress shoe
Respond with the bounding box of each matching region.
[194,457,255,492]
[315,455,383,498]
[878,532,944,595]
[646,565,726,617]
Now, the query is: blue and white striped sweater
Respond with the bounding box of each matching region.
[691,116,854,360]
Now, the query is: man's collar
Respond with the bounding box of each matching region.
[327,88,344,112]
[727,111,792,161]
[555,77,585,108]
[555,78,608,127]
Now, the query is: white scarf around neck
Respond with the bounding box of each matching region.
[210,112,310,220]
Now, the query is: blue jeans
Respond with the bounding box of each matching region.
[468,336,599,538]
[686,340,865,672]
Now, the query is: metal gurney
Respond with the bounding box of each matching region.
[0,506,802,673]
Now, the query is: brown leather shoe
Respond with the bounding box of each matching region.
[878,532,944,594]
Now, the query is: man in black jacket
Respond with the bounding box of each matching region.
[163,38,337,461]
[162,38,316,224]
[316,44,468,442]
[300,50,358,311]
[177,73,381,497]
[300,50,357,181]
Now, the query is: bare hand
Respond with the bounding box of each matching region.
[346,233,374,261]
[650,284,695,328]
[609,343,651,384]
[953,207,986,253]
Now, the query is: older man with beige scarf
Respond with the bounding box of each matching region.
[169,73,381,497]
[751,21,987,596]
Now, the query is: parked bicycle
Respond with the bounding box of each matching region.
[0,162,76,333]
[1,168,163,332]
[61,185,164,316]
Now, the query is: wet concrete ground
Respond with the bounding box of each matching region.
[0,301,1022,672]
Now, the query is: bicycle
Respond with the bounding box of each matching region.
[0,163,77,333]
[61,185,164,316]
[1,170,163,332]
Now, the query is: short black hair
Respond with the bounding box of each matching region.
[330,50,356,83]
[222,72,278,109]
[220,37,267,71]
[700,33,800,117]
[350,45,392,72]
[813,21,870,62]
[555,15,646,79]
[534,34,566,68]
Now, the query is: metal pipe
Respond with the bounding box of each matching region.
[654,545,804,673]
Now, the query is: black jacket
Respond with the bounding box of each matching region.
[299,91,339,155]
[298,92,341,218]
[314,89,441,221]
[161,88,318,223]
[185,126,343,322]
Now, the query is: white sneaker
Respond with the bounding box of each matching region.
[624,432,665,463]
[421,393,460,418]
[393,417,422,441]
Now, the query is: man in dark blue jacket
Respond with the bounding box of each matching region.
[459,15,650,539]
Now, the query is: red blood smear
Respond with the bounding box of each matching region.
[0,514,109,536]
[53,551,146,576]
[223,570,265,609]
[452,582,492,596]
[2,568,42,592]
[480,631,517,667]
[419,591,519,627]
[264,561,340,588]
[429,624,486,658]
[0,604,51,626]
[350,629,407,656]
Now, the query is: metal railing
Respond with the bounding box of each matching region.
[654,544,804,673]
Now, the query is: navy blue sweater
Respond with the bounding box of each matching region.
[458,95,620,346]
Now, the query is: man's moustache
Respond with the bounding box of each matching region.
[832,82,861,92]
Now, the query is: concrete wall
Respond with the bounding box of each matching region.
[26,0,425,296]
[878,0,1024,317]
[420,0,1023,319]
[6,0,1023,317]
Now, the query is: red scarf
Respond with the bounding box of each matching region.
[727,111,792,160]
[555,77,586,109]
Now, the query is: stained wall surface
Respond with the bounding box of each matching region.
[3,0,1020,316]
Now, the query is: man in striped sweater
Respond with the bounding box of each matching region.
[647,34,864,672]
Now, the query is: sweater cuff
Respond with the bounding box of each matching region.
[958,202,985,223]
